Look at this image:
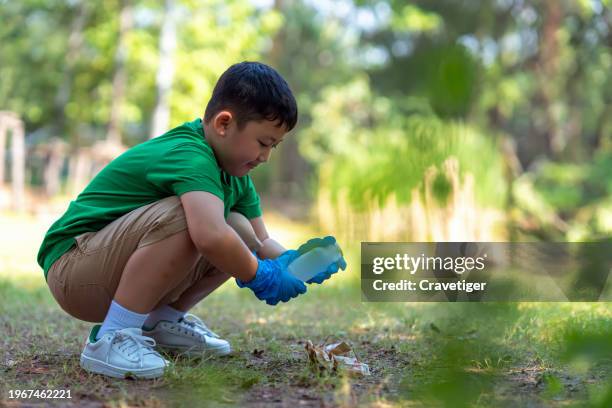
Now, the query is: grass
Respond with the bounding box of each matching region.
[1,211,611,407]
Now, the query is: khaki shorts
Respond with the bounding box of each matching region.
[46,196,259,323]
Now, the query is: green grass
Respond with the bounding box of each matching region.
[1,212,611,407]
[1,276,611,407]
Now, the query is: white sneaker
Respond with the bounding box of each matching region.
[80,325,169,379]
[143,313,231,357]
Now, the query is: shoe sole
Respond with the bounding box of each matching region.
[157,343,232,357]
[80,354,166,379]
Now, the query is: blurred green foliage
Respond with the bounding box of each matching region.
[0,0,279,145]
[0,0,610,241]
[514,151,612,240]
[305,80,506,210]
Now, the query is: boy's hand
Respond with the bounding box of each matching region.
[296,236,347,285]
[236,251,306,305]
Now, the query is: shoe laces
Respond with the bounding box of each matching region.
[179,314,220,338]
[111,329,159,362]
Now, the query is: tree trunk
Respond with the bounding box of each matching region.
[537,0,563,157]
[54,1,89,138]
[267,0,311,200]
[150,0,177,139]
[594,104,611,151]
[11,122,25,211]
[68,148,92,197]
[0,120,5,185]
[0,112,26,211]
[43,139,67,197]
[5,114,26,212]
[106,0,133,144]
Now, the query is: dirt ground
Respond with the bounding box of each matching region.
[1,210,611,407]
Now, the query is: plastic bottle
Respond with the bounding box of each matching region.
[288,242,343,281]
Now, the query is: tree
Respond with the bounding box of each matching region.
[256,0,355,199]
[149,0,177,139]
[105,0,134,144]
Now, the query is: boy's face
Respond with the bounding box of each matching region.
[205,111,287,177]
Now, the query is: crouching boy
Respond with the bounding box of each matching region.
[37,61,345,379]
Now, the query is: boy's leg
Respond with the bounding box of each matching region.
[91,228,200,339]
[47,198,261,323]
[45,197,260,377]
[115,202,266,314]
[167,265,230,312]
[138,211,262,357]
[165,211,263,313]
[113,228,200,314]
[46,196,201,323]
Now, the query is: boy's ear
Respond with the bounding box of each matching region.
[213,111,233,136]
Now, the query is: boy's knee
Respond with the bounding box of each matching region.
[226,212,262,251]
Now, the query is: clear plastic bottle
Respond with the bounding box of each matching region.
[288,242,343,281]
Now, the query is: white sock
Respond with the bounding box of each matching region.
[143,305,186,330]
[96,300,148,341]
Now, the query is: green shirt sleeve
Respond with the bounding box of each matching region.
[145,142,224,200]
[231,175,262,219]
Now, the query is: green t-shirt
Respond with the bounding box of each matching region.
[37,118,262,280]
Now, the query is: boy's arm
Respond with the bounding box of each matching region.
[180,191,258,282]
[249,216,287,259]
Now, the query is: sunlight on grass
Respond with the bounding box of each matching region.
[2,209,610,407]
[0,213,52,290]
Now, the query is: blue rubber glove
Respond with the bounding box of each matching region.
[236,251,307,305]
[294,236,347,285]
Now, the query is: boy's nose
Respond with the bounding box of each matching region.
[258,149,272,163]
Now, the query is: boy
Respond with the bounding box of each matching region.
[37,61,345,379]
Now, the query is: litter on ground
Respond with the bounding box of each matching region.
[304,340,371,377]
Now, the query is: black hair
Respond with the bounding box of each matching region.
[204,61,298,131]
